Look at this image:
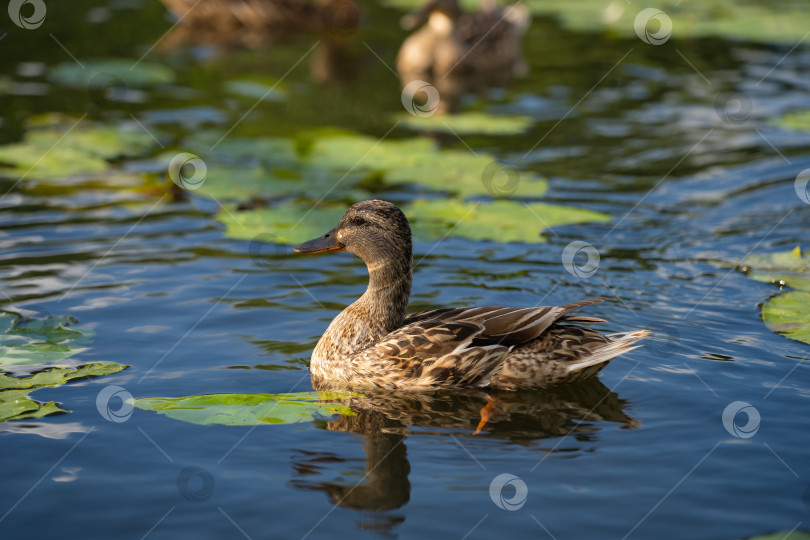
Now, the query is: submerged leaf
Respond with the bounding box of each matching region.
[771,110,810,132]
[134,391,362,426]
[217,204,347,245]
[761,291,810,345]
[0,311,95,369]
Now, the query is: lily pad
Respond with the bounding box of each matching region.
[218,204,346,244]
[134,391,361,426]
[0,311,95,370]
[406,199,611,243]
[771,110,810,132]
[395,112,534,135]
[383,0,810,44]
[740,246,810,292]
[761,291,810,345]
[48,59,174,88]
[1,362,128,422]
[224,79,286,102]
[0,117,158,180]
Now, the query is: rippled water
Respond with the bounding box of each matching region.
[2,2,810,539]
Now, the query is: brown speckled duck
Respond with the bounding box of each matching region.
[294,200,647,391]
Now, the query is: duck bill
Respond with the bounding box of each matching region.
[293,229,345,254]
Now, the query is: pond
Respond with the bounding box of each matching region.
[2,1,810,539]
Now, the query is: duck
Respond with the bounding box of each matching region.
[293,200,647,391]
[396,0,529,86]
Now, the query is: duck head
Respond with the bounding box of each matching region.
[294,200,413,273]
[401,0,461,31]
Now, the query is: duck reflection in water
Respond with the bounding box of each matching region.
[290,380,637,536]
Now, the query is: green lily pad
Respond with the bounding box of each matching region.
[406,199,611,243]
[224,79,286,102]
[0,311,95,369]
[134,391,361,426]
[740,246,810,292]
[745,532,810,540]
[0,362,128,422]
[0,118,158,180]
[218,204,346,244]
[761,291,810,345]
[48,59,174,88]
[395,112,534,135]
[771,110,810,132]
[383,0,810,44]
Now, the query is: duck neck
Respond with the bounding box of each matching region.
[355,255,412,334]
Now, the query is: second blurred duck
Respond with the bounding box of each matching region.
[397,0,530,113]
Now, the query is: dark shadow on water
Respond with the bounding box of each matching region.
[290,379,635,536]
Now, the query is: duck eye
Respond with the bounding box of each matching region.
[352,216,365,226]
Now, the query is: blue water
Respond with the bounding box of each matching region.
[2,2,810,539]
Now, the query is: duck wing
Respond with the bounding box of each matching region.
[349,299,607,389]
[403,298,607,346]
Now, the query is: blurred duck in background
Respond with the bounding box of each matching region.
[397,0,530,114]
[157,0,360,81]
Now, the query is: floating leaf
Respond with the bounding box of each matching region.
[0,118,158,180]
[224,79,286,102]
[48,59,174,88]
[395,112,534,135]
[771,110,810,132]
[406,199,611,243]
[740,246,810,292]
[217,204,346,244]
[761,291,810,345]
[0,311,95,370]
[382,0,810,44]
[134,391,362,426]
[744,531,810,540]
[0,363,128,422]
